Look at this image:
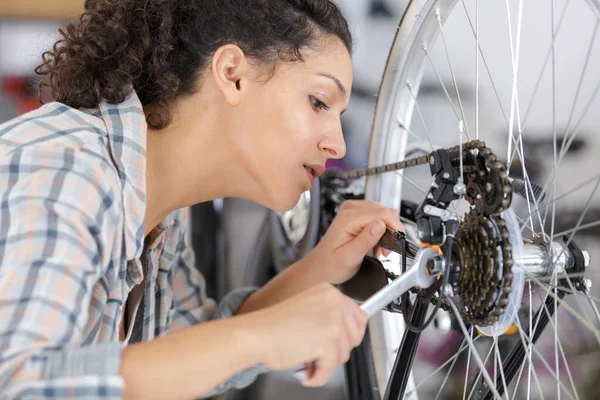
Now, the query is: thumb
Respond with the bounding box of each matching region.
[342,220,386,260]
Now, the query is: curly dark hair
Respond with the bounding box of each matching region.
[35,0,353,129]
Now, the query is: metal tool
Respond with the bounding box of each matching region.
[293,247,439,381]
[377,228,419,258]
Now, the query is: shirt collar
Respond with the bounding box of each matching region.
[96,90,148,260]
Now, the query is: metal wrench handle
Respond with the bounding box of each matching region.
[293,247,439,381]
[359,247,438,317]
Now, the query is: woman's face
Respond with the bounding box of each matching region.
[228,37,353,212]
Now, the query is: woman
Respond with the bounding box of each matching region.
[0,0,404,399]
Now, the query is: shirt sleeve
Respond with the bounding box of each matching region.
[0,145,124,399]
[168,207,270,397]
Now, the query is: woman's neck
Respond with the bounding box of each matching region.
[142,97,248,236]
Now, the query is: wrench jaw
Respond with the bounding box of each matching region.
[293,247,440,382]
[412,247,440,291]
[359,247,439,318]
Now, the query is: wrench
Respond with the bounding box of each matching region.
[293,246,439,381]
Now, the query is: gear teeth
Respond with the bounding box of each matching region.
[386,140,518,327]
[452,207,513,326]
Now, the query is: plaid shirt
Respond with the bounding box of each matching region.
[0,91,267,399]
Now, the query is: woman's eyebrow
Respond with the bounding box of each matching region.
[315,72,347,97]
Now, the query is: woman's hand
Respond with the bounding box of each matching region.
[304,199,405,285]
[251,282,368,387]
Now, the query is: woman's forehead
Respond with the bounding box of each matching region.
[287,40,353,88]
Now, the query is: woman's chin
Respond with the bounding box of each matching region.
[259,187,304,213]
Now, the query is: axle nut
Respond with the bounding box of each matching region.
[582,250,591,268]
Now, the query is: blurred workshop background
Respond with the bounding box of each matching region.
[2,1,600,400]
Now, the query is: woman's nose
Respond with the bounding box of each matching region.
[319,124,346,159]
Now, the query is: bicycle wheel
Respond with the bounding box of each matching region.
[358,0,600,399]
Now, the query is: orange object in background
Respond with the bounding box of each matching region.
[477,324,519,337]
[0,0,83,21]
[419,241,443,255]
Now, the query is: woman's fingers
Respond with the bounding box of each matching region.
[302,351,338,387]
[337,202,404,237]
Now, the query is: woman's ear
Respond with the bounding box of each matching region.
[211,44,248,106]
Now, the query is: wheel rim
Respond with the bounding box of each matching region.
[363,0,600,398]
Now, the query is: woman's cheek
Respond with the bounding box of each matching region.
[290,109,316,149]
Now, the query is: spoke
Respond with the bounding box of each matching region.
[553,218,600,238]
[560,77,600,160]
[422,44,463,124]
[556,274,593,331]
[523,169,550,241]
[504,135,549,240]
[586,290,600,326]
[519,173,600,227]
[552,175,600,260]
[554,282,560,400]
[512,343,530,399]
[528,275,600,341]
[556,326,579,400]
[515,213,540,237]
[518,261,593,330]
[504,0,524,166]
[527,283,533,399]
[406,334,482,396]
[447,298,503,400]
[558,20,600,160]
[506,0,544,238]
[534,272,592,284]
[394,171,428,195]
[540,286,581,400]
[463,326,474,400]
[460,0,509,128]
[467,342,497,400]
[398,119,429,143]
[500,0,541,239]
[558,20,599,159]
[475,0,479,140]
[520,0,571,130]
[493,336,510,399]
[548,284,600,306]
[511,300,574,399]
[586,0,600,21]
[551,1,559,394]
[434,336,469,399]
[541,178,554,244]
[506,284,546,400]
[536,76,600,208]
[550,0,558,247]
[459,121,465,180]
[528,285,557,400]
[407,83,435,152]
[435,9,470,140]
[493,336,497,395]
[531,288,579,400]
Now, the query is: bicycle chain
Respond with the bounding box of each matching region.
[335,140,514,326]
[331,145,462,180]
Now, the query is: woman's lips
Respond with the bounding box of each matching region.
[304,164,325,179]
[304,166,314,188]
[302,164,325,189]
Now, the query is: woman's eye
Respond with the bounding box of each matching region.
[310,96,330,112]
